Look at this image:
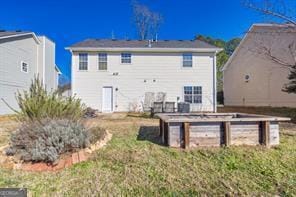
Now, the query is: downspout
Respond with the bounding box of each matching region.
[42,37,46,86]
[71,51,74,97]
[213,52,217,112]
[36,40,39,76]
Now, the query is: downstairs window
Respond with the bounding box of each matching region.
[184,86,202,104]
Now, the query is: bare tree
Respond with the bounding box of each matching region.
[132,1,163,40]
[243,0,296,93]
[243,0,296,24]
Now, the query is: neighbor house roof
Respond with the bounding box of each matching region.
[66,39,222,52]
[0,31,40,44]
[222,23,296,71]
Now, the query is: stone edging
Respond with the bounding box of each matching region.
[0,130,112,172]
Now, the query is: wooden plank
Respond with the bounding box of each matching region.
[261,121,270,147]
[157,112,290,123]
[159,119,163,137]
[183,122,190,149]
[223,121,231,146]
[269,122,279,145]
[231,122,260,145]
[163,122,168,145]
[190,137,220,147]
[168,123,183,147]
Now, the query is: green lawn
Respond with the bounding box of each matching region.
[218,106,296,123]
[0,113,295,196]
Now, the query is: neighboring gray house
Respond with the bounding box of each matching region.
[67,39,222,112]
[0,31,60,115]
[223,24,296,107]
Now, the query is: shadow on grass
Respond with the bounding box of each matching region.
[137,126,165,146]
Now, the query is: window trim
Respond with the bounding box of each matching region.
[98,53,108,71]
[182,53,193,68]
[21,61,29,73]
[121,53,132,64]
[183,86,202,104]
[78,53,88,71]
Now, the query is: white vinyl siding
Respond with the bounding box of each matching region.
[183,53,192,67]
[0,35,57,115]
[0,36,38,115]
[98,53,107,70]
[79,53,88,70]
[21,61,28,73]
[38,36,57,91]
[121,53,131,64]
[72,52,215,112]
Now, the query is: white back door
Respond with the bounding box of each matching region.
[102,87,113,112]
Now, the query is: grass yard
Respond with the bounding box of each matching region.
[218,106,296,123]
[0,112,295,196]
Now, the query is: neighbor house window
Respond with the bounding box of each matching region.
[98,53,107,70]
[121,53,131,64]
[184,86,202,103]
[21,62,28,73]
[183,53,192,67]
[79,53,88,70]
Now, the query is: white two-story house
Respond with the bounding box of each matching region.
[67,39,221,112]
[0,31,60,115]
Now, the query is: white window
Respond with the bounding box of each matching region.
[21,61,28,73]
[184,86,202,103]
[183,53,193,67]
[121,53,131,64]
[79,53,88,70]
[98,53,107,70]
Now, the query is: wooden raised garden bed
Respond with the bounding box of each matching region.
[157,113,290,148]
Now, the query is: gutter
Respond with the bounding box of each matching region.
[65,47,223,53]
[0,32,41,44]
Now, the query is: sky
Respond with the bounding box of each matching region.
[0,0,282,84]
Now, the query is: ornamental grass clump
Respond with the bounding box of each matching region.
[6,119,91,163]
[13,76,85,121]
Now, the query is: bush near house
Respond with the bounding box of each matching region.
[4,77,102,164]
[14,76,85,121]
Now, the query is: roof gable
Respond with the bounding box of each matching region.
[222,23,296,71]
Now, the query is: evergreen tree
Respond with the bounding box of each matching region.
[283,65,296,93]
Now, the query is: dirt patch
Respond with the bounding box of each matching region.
[0,116,19,147]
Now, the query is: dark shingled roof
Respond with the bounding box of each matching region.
[0,31,31,38]
[69,39,219,49]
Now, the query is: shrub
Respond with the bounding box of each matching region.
[6,119,91,163]
[84,107,98,118]
[88,126,107,144]
[13,76,85,121]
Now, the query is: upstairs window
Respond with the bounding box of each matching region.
[21,61,28,73]
[183,53,192,67]
[184,86,202,104]
[98,53,107,70]
[121,53,131,64]
[79,53,88,70]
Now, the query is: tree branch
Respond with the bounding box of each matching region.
[244,1,296,25]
